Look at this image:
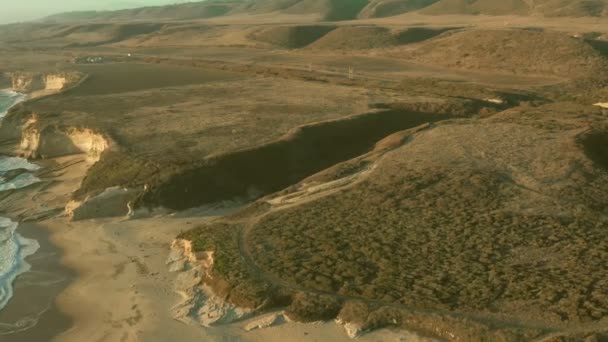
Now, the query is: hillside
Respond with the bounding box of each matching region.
[249,25,336,48]
[40,0,608,23]
[44,1,246,22]
[421,0,530,15]
[44,0,370,22]
[178,102,608,339]
[402,29,608,78]
[421,0,608,16]
[358,0,438,18]
[307,26,399,49]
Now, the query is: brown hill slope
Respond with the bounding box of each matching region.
[45,1,244,22]
[39,0,608,22]
[421,0,608,16]
[44,0,370,23]
[358,0,439,18]
[249,25,336,48]
[0,22,165,47]
[421,0,531,15]
[403,29,608,78]
[535,0,608,16]
[304,25,454,49]
[281,0,370,20]
[307,26,398,49]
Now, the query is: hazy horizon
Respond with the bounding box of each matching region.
[0,0,198,24]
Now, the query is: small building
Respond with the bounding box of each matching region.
[73,56,105,64]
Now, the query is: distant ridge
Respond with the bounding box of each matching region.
[44,0,370,22]
[420,0,608,16]
[42,0,608,22]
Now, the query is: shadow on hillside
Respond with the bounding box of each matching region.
[141,109,447,210]
[396,27,461,44]
[587,39,608,58]
[582,131,608,170]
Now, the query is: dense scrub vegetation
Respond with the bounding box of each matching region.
[249,166,608,322]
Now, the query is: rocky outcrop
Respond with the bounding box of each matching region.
[20,119,110,163]
[244,312,286,331]
[4,71,84,94]
[8,73,44,93]
[167,239,252,327]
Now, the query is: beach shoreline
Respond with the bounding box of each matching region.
[0,222,74,342]
[0,150,427,342]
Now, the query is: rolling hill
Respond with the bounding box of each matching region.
[44,0,370,22]
[40,0,608,23]
[402,29,608,78]
[420,0,608,16]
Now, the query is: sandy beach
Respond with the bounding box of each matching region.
[0,222,73,342]
[0,153,433,342]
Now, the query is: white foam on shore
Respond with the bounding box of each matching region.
[0,90,26,120]
[0,218,40,310]
[0,89,40,312]
[0,172,40,192]
[0,156,40,172]
[0,156,41,193]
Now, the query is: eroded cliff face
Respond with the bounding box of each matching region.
[15,116,139,221]
[4,71,84,94]
[19,117,110,163]
[10,73,45,92]
[167,239,251,327]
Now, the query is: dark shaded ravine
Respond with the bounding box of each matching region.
[582,131,608,170]
[140,109,448,210]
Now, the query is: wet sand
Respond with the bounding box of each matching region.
[0,223,73,342]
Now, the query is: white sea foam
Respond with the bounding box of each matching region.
[0,156,40,172]
[0,90,40,312]
[0,172,40,192]
[0,218,40,310]
[0,90,25,120]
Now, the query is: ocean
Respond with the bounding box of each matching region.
[0,90,40,312]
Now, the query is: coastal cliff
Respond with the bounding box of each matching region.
[19,119,110,162]
[1,72,84,94]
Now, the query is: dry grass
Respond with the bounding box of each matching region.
[399,29,608,78]
[67,63,242,95]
